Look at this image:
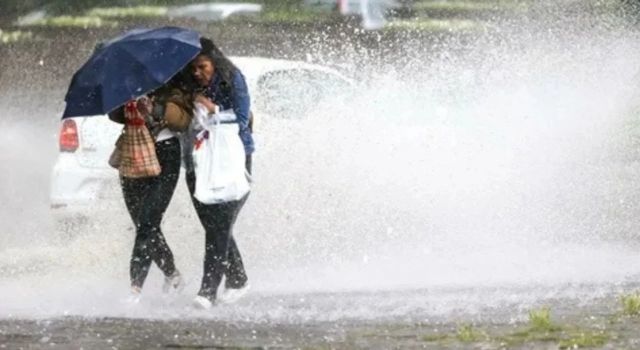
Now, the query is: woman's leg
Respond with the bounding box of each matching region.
[186,172,248,299]
[121,176,152,289]
[224,154,252,288]
[199,201,241,300]
[224,193,249,289]
[130,138,181,287]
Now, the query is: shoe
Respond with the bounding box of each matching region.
[126,286,142,304]
[218,283,250,304]
[193,295,213,310]
[163,270,184,294]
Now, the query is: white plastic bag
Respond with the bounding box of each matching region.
[192,104,250,204]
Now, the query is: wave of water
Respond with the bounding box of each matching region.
[2,4,640,320]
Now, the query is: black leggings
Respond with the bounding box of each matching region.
[121,137,181,288]
[186,155,251,300]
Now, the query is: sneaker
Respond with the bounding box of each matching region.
[218,283,250,304]
[162,270,184,294]
[193,295,213,310]
[125,286,142,304]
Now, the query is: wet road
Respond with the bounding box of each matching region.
[2,285,640,349]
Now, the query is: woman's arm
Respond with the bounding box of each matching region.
[231,70,251,131]
[165,88,194,115]
[162,88,194,131]
[194,94,217,114]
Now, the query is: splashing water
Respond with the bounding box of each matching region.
[2,2,640,321]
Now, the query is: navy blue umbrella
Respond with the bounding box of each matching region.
[62,26,201,118]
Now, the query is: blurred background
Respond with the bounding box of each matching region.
[3,0,640,113]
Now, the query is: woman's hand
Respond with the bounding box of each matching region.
[195,94,217,114]
[136,96,153,117]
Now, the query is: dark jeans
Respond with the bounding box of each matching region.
[121,137,181,288]
[186,155,251,300]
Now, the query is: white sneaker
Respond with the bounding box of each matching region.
[193,295,213,310]
[163,271,184,294]
[125,286,142,304]
[218,283,250,304]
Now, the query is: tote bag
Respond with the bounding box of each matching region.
[192,105,250,204]
[118,101,161,178]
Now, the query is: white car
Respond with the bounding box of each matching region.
[50,56,354,229]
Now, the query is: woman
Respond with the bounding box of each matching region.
[109,74,194,302]
[185,38,254,309]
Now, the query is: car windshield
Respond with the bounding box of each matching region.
[255,68,352,118]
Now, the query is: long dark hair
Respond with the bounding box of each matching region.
[167,66,198,93]
[147,66,197,114]
[199,37,238,92]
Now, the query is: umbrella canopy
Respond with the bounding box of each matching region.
[62,26,201,118]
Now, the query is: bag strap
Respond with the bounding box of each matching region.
[124,100,145,126]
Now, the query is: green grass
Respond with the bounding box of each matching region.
[420,325,488,344]
[494,308,563,346]
[25,15,117,28]
[257,8,337,24]
[386,18,483,32]
[559,332,610,349]
[85,6,168,18]
[84,4,335,25]
[416,307,612,348]
[528,308,561,332]
[455,324,486,342]
[621,293,640,316]
[497,328,610,348]
[414,1,508,12]
[495,308,611,348]
[497,331,562,347]
[0,29,33,44]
